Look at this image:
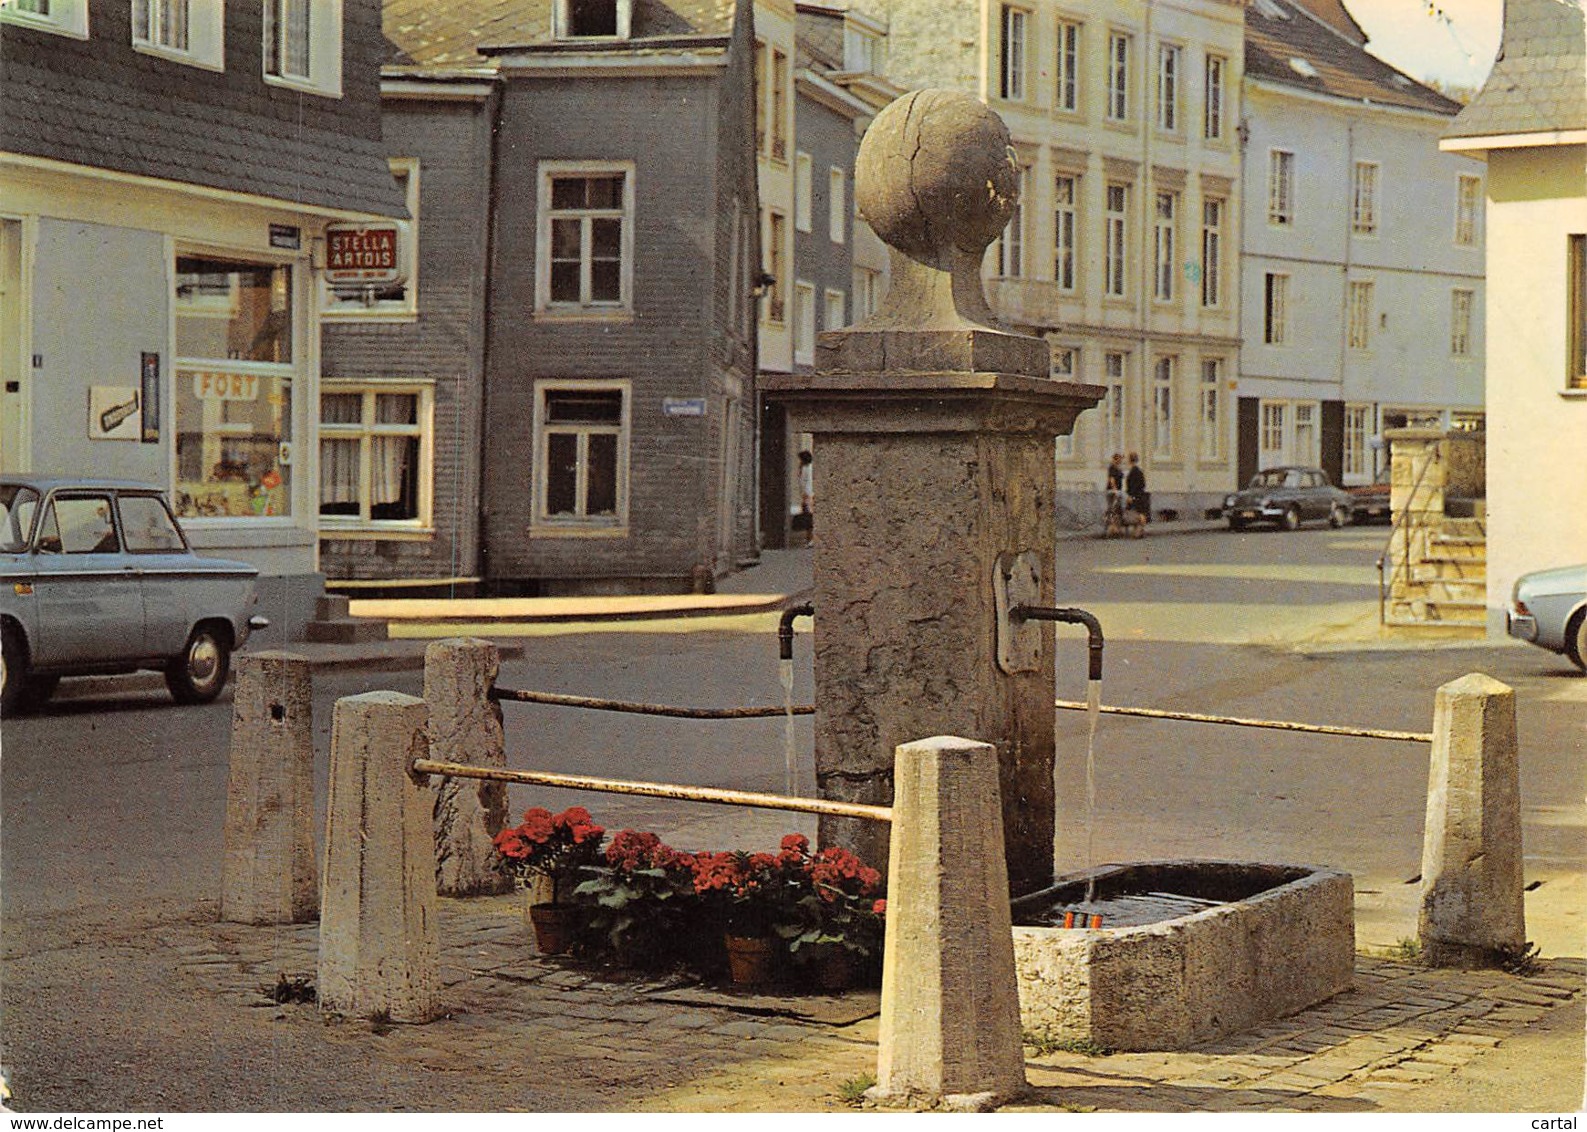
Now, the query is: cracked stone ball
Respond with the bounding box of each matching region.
[854,89,1021,262]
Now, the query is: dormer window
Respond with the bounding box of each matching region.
[555,0,630,39]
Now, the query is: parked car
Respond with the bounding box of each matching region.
[1346,469,1392,524]
[1508,564,1587,672]
[1222,467,1353,531]
[0,478,268,713]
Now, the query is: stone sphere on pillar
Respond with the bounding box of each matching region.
[855,89,1021,266]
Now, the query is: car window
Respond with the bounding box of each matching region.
[38,496,119,555]
[1252,470,1284,488]
[1284,471,1303,488]
[119,495,186,553]
[0,485,39,553]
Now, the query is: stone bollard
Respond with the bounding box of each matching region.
[425,638,511,896]
[870,736,1027,1110]
[319,691,442,1022]
[1418,673,1527,967]
[220,651,317,924]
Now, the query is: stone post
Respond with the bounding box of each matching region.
[1418,673,1527,966]
[871,735,1027,1109]
[319,691,442,1022]
[425,638,511,896]
[220,651,317,924]
[763,90,1102,894]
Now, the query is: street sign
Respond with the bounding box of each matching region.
[662,397,707,418]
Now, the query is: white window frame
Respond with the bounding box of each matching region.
[794,280,816,365]
[263,0,342,97]
[1451,288,1474,356]
[1000,5,1028,102]
[1351,161,1379,237]
[1348,280,1373,350]
[1156,42,1180,133]
[794,152,813,233]
[1343,403,1373,481]
[1053,346,1078,458]
[853,266,881,322]
[1201,196,1222,308]
[1268,149,1294,227]
[1199,357,1223,461]
[1455,174,1482,247]
[1264,272,1289,345]
[531,379,631,533]
[132,0,224,69]
[317,381,435,534]
[1107,31,1131,121]
[823,287,846,333]
[324,158,420,321]
[1104,352,1126,458]
[770,47,790,162]
[843,17,884,73]
[1259,400,1287,466]
[1203,53,1225,141]
[1293,401,1318,465]
[763,208,787,324]
[828,167,847,244]
[997,164,1029,277]
[535,160,635,318]
[1152,355,1175,458]
[0,0,88,38]
[1056,18,1080,113]
[1054,173,1078,292]
[1104,182,1128,298]
[1152,191,1176,303]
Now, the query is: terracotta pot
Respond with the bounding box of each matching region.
[724,934,777,986]
[528,902,579,956]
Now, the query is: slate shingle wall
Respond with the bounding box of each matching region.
[0,0,404,217]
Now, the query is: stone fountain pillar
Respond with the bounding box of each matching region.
[763,90,1103,896]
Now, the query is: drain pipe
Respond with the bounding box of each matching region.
[778,602,814,661]
[1010,605,1104,681]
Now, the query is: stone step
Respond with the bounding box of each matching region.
[1410,562,1487,584]
[302,618,388,644]
[1423,544,1487,564]
[1439,515,1487,537]
[316,593,353,621]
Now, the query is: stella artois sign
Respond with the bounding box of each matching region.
[325,223,404,285]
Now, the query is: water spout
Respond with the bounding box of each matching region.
[777,602,815,662]
[1010,604,1103,680]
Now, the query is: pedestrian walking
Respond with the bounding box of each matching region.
[1104,453,1126,537]
[792,450,814,545]
[1125,452,1149,539]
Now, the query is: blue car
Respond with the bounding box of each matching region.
[1508,564,1587,672]
[0,478,268,713]
[1222,466,1353,532]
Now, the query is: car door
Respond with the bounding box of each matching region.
[115,492,198,658]
[27,491,145,667]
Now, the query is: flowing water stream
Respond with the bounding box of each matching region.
[779,657,798,796]
[1055,677,1105,901]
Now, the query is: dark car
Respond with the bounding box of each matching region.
[0,478,268,713]
[1346,469,1392,524]
[1508,564,1587,672]
[1222,466,1353,532]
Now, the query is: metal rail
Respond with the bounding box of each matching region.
[491,686,814,719]
[1054,699,1433,744]
[411,758,893,823]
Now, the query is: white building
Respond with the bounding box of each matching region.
[1441,0,1587,616]
[1239,0,1487,489]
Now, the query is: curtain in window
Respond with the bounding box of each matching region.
[370,395,415,505]
[320,438,359,505]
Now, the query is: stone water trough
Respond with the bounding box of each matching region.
[1011,860,1355,1051]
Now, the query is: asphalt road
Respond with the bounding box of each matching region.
[3,525,1583,956]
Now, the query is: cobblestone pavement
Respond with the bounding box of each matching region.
[135,895,1585,1113]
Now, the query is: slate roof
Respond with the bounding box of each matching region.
[384,0,738,68]
[794,4,845,73]
[1445,0,1587,140]
[1245,0,1462,116]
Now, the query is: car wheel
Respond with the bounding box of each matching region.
[23,674,59,707]
[1329,503,1349,529]
[1228,517,1247,532]
[1281,506,1301,532]
[1569,612,1587,674]
[0,624,28,717]
[165,623,232,704]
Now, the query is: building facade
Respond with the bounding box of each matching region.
[1,0,405,636]
[1239,0,1486,491]
[862,0,1248,520]
[1442,0,1587,615]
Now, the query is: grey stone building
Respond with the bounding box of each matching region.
[331,0,762,596]
[1,0,405,637]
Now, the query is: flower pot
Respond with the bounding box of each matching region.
[813,947,854,992]
[724,934,777,986]
[528,902,579,956]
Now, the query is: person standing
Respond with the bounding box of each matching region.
[1104,453,1126,536]
[1125,452,1149,539]
[793,450,814,545]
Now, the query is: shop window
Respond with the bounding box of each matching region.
[264,0,341,96]
[319,383,432,530]
[534,382,629,529]
[172,255,294,519]
[537,163,633,315]
[133,0,224,68]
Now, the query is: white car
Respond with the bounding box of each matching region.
[1508,564,1587,672]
